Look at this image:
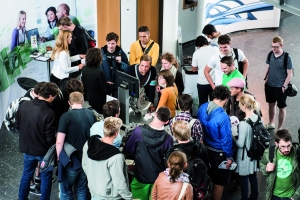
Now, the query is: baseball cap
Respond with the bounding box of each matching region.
[227,78,245,88]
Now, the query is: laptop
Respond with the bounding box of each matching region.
[26,28,40,43]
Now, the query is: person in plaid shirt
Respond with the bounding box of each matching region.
[169,94,203,142]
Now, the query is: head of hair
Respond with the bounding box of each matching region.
[158,70,174,87]
[103,117,123,137]
[218,34,231,45]
[66,78,84,94]
[275,129,292,143]
[57,16,72,27]
[172,120,191,141]
[220,56,234,66]
[195,36,209,47]
[103,100,120,118]
[86,48,102,67]
[211,85,230,101]
[17,10,26,27]
[156,106,171,122]
[60,3,70,15]
[167,151,187,183]
[272,36,283,46]
[106,32,119,42]
[51,30,72,60]
[69,91,84,104]
[161,52,178,69]
[202,24,216,35]
[178,94,193,111]
[138,26,149,33]
[239,94,260,112]
[38,82,59,99]
[45,7,58,28]
[140,54,152,64]
[33,82,46,95]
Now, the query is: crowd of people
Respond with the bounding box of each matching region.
[13,6,299,200]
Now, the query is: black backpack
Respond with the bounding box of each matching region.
[233,48,248,88]
[77,25,96,48]
[242,115,271,161]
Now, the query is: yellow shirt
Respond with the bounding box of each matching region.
[129,39,159,66]
[157,85,178,117]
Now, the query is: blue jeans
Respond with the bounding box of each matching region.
[239,172,258,200]
[18,153,53,200]
[59,166,88,200]
[271,195,292,200]
[197,84,213,107]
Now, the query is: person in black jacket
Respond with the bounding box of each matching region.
[16,82,59,200]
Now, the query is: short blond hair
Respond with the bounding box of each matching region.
[69,92,84,104]
[272,36,283,46]
[172,120,191,141]
[103,117,123,137]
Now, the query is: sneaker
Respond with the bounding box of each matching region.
[265,123,275,129]
[29,186,41,196]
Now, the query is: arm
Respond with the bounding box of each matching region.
[44,113,57,146]
[70,55,81,62]
[58,51,80,73]
[156,89,169,110]
[56,132,66,160]
[264,66,270,83]
[219,116,233,158]
[124,127,139,154]
[129,42,137,66]
[241,57,249,78]
[234,121,248,148]
[282,69,293,93]
[260,148,273,175]
[11,29,18,51]
[119,50,130,72]
[78,32,88,54]
[151,178,158,200]
[292,159,300,200]
[204,65,215,89]
[192,66,198,72]
[150,43,159,66]
[98,71,107,94]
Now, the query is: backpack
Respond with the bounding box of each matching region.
[77,25,96,48]
[233,48,248,88]
[242,115,271,161]
[4,96,31,131]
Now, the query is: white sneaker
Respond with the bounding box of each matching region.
[265,123,275,129]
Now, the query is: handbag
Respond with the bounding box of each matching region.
[285,83,298,97]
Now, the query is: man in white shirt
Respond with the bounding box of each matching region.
[204,34,249,89]
[192,36,218,106]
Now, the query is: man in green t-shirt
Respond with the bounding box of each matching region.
[221,56,245,90]
[260,129,300,200]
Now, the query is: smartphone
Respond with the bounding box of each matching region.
[218,161,237,170]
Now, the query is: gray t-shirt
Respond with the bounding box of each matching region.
[266,52,293,87]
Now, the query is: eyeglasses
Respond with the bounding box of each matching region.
[270,45,281,49]
[278,144,292,150]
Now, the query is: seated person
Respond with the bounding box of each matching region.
[42,7,59,41]
[90,100,122,148]
[126,54,156,106]
[156,70,178,118]
[11,10,26,51]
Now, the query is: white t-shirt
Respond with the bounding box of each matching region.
[207,48,246,86]
[192,45,219,84]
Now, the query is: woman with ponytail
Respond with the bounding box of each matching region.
[234,94,260,200]
[152,151,193,200]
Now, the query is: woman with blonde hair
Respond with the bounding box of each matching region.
[156,70,178,117]
[50,30,85,85]
[152,151,193,200]
[234,94,260,200]
[11,10,27,51]
[160,52,184,95]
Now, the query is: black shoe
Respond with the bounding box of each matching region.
[29,186,41,196]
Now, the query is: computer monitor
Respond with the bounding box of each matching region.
[26,28,40,43]
[116,70,140,99]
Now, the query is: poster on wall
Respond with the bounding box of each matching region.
[205,0,281,34]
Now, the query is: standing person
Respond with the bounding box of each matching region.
[129,26,159,66]
[82,117,132,199]
[202,24,221,47]
[81,48,107,114]
[16,82,59,200]
[56,3,80,26]
[260,129,300,200]
[204,34,249,88]
[233,94,260,200]
[100,32,129,97]
[11,10,26,51]
[125,106,173,200]
[57,16,88,78]
[221,56,245,88]
[191,36,219,106]
[151,151,193,200]
[42,7,59,41]
[264,36,293,130]
[50,30,85,85]
[56,92,96,199]
[160,52,184,96]
[198,85,232,200]
[156,70,178,118]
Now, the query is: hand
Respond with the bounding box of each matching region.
[39,37,46,43]
[226,159,233,169]
[115,56,121,63]
[282,87,285,93]
[156,85,160,92]
[79,54,86,59]
[107,81,114,85]
[148,105,155,113]
[266,162,275,172]
[78,64,84,69]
